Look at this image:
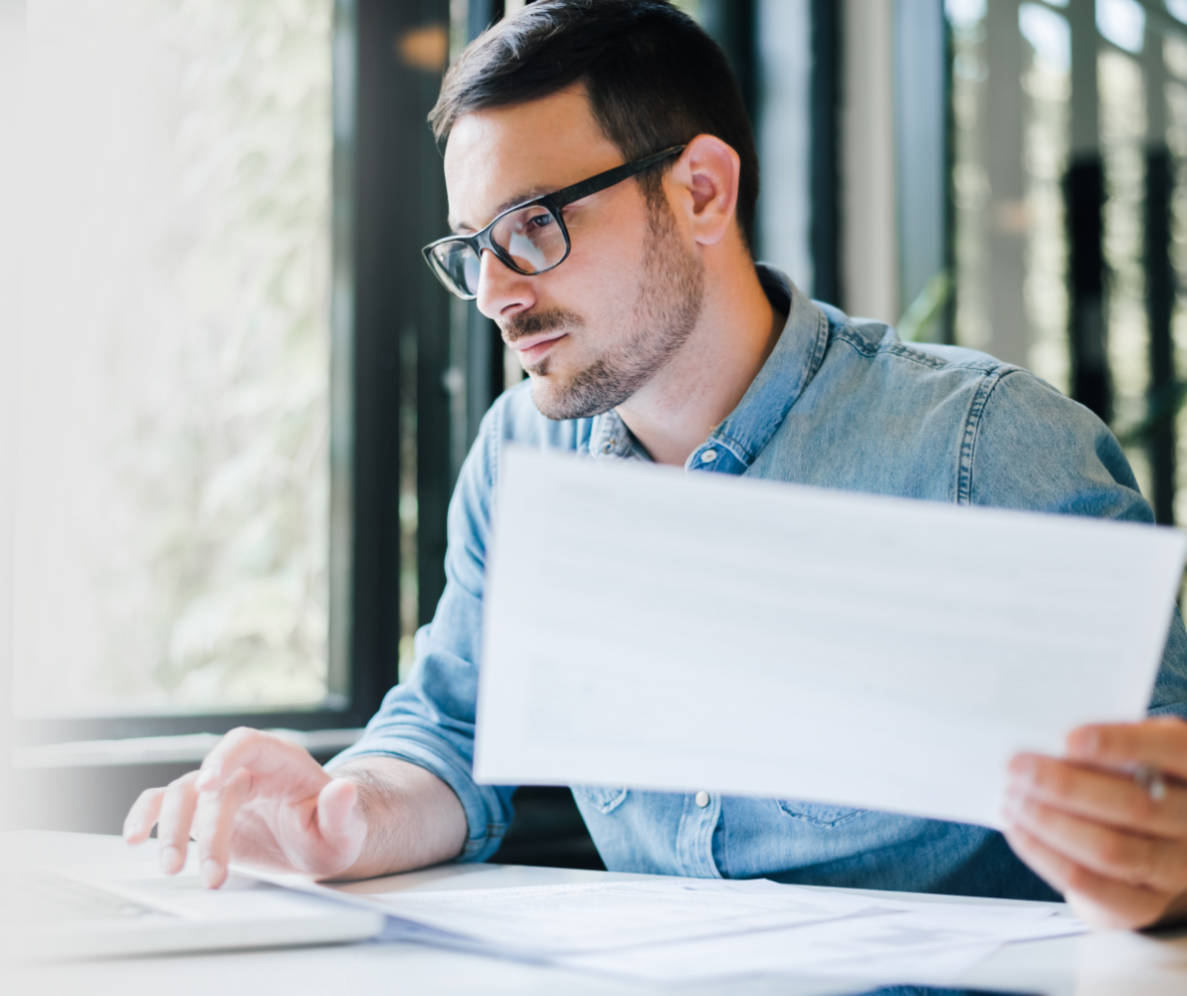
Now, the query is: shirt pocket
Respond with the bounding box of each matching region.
[575,785,630,815]
[776,799,865,828]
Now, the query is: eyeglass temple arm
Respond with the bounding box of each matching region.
[544,145,687,210]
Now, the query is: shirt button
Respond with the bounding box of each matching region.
[694,790,710,808]
[699,449,717,464]
[602,440,616,453]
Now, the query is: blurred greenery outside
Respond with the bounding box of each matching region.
[16,0,333,714]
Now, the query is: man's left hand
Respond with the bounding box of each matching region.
[1003,716,1187,929]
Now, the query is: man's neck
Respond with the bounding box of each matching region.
[616,264,785,467]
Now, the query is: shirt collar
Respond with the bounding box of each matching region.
[589,263,830,469]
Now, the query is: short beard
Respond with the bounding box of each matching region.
[530,195,705,421]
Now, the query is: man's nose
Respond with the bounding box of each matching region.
[474,249,536,321]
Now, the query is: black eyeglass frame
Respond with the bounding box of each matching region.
[421,144,687,300]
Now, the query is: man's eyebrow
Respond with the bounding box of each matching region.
[447,185,553,234]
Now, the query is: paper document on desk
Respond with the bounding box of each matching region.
[250,866,1078,973]
[476,447,1187,828]
[248,868,890,955]
[555,890,1083,984]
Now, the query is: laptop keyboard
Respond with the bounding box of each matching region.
[10,872,165,923]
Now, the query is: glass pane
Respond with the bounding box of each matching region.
[949,0,1071,387]
[947,0,1187,521]
[13,0,334,716]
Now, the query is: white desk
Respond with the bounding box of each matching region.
[5,833,1187,995]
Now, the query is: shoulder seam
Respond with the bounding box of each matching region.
[957,367,1020,505]
[831,325,999,374]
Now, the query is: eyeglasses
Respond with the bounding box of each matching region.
[421,145,686,300]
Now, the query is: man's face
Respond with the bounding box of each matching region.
[442,86,705,420]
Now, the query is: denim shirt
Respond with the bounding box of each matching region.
[332,265,1187,901]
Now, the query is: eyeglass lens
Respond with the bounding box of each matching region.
[433,202,569,297]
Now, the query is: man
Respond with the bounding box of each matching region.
[125,0,1187,929]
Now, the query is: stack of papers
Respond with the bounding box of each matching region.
[253,869,1083,985]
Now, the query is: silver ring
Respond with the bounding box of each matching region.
[1134,764,1168,803]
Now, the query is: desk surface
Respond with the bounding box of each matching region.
[4,833,1187,996]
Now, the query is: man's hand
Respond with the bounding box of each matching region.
[123,728,368,889]
[123,728,467,890]
[1002,716,1187,929]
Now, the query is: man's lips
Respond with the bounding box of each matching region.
[510,332,567,363]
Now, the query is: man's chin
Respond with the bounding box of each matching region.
[527,376,571,421]
[528,374,614,422]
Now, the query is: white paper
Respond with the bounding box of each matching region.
[477,447,1187,828]
[557,907,1053,985]
[247,865,1079,974]
[365,879,887,954]
[245,873,886,956]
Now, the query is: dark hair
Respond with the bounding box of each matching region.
[429,0,758,243]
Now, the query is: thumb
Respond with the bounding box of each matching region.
[315,778,366,868]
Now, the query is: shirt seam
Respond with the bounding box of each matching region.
[831,326,1000,375]
[957,367,1015,505]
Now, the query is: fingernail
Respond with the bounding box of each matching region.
[201,860,222,889]
[160,846,181,874]
[1069,728,1101,756]
[195,768,218,790]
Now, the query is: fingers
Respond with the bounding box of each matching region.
[1004,790,1187,893]
[123,786,166,845]
[1067,717,1187,782]
[1002,820,1170,930]
[193,767,253,889]
[195,727,325,800]
[262,779,365,881]
[122,727,333,888]
[123,773,202,875]
[156,772,201,874]
[1004,732,1187,929]
[1008,752,1187,838]
[312,779,366,874]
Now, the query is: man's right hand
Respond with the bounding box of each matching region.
[123,728,367,889]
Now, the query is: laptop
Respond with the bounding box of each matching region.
[1,833,386,962]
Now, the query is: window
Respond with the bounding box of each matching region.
[10,0,452,748]
[7,0,828,761]
[947,0,1187,525]
[14,0,335,720]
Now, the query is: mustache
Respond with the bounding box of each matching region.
[501,309,582,344]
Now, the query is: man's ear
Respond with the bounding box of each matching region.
[668,134,741,247]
